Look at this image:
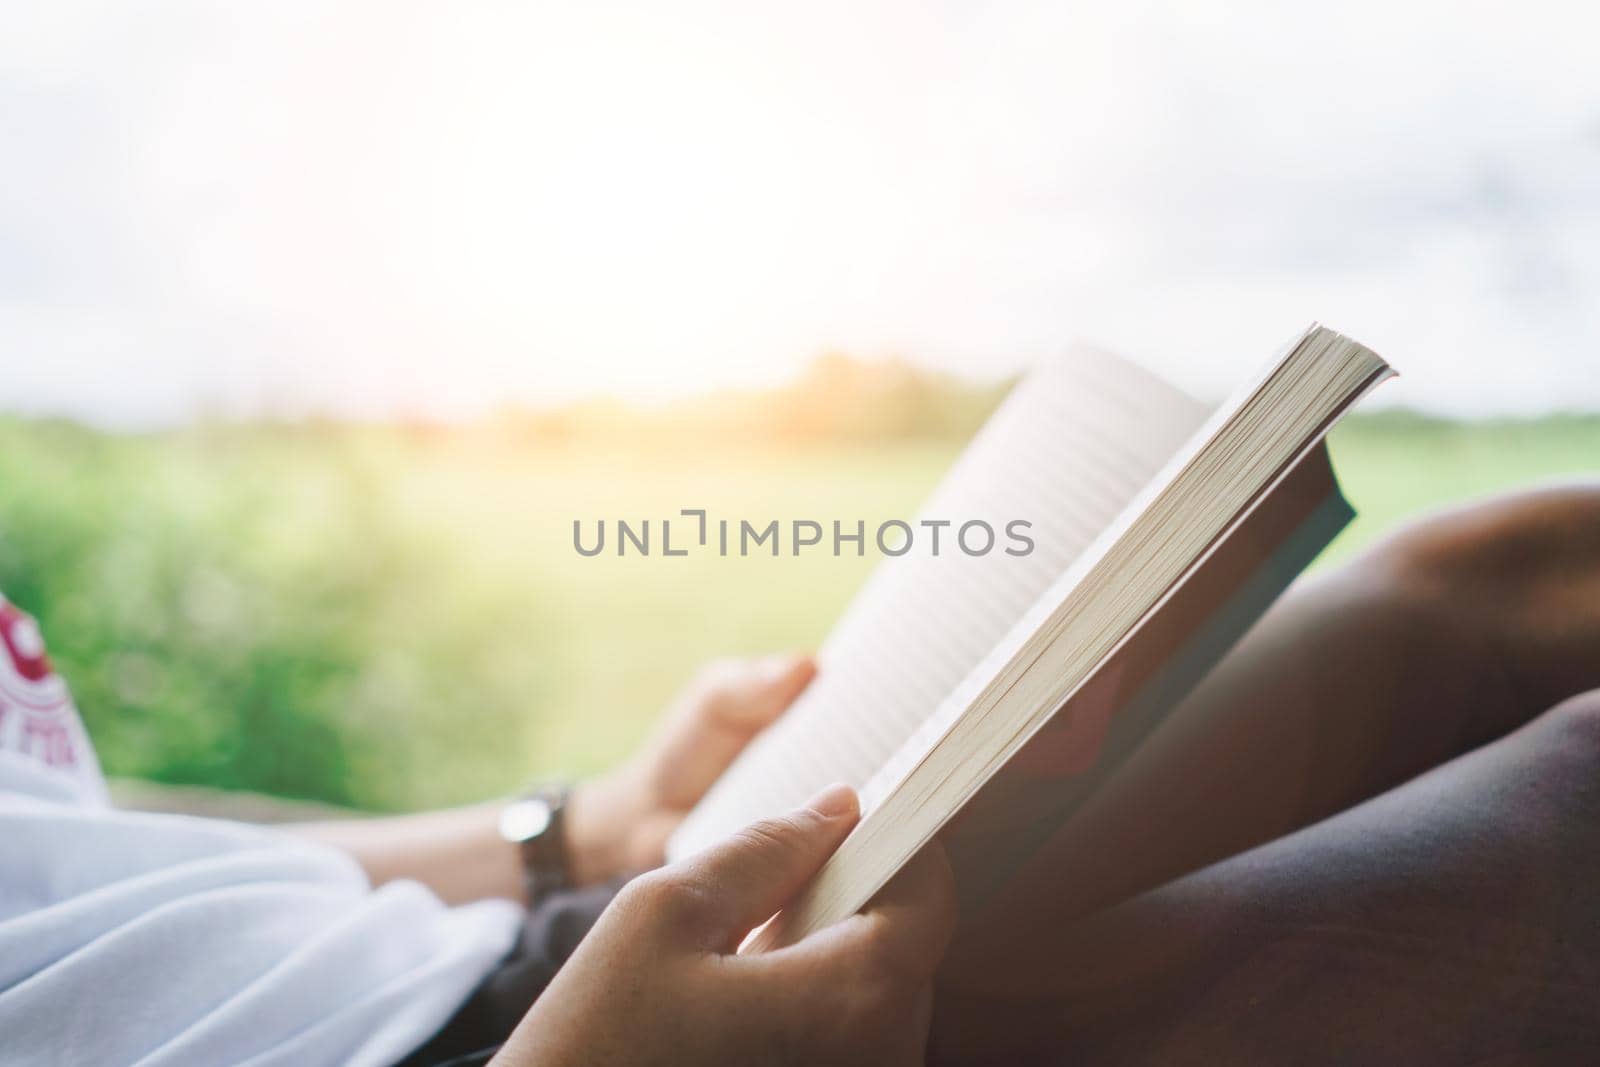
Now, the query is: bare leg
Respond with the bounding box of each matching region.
[953,485,1600,947]
[931,687,1600,1064]
[931,485,1600,1061]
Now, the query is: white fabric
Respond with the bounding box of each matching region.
[0,594,522,1067]
[0,592,105,807]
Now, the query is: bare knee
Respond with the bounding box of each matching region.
[1468,689,1600,892]
[1527,689,1600,768]
[1358,485,1600,709]
[1365,483,1600,595]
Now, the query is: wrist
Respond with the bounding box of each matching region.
[564,768,649,885]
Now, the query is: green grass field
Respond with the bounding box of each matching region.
[1,412,1594,811]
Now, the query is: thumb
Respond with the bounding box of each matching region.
[669,783,859,952]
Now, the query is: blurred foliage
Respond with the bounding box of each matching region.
[0,359,1594,811]
[0,419,557,810]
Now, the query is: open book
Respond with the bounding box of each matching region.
[668,324,1395,949]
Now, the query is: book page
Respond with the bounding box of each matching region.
[666,347,1210,860]
[739,326,1393,952]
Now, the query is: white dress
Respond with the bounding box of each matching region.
[0,592,522,1067]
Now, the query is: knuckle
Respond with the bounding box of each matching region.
[731,811,815,858]
[694,657,739,690]
[609,873,662,923]
[686,659,746,720]
[618,868,714,928]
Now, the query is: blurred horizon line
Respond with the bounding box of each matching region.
[6,350,1597,441]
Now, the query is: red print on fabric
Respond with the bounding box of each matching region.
[0,595,79,768]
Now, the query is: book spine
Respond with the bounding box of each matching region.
[943,445,1355,914]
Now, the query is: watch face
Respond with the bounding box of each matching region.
[499,798,553,843]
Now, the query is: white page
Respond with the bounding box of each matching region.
[667,347,1210,860]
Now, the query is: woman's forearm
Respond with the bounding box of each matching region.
[290,803,526,905]
[287,775,643,905]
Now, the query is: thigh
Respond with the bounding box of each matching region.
[931,690,1600,1065]
[959,485,1600,938]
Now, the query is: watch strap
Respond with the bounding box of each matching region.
[514,784,572,903]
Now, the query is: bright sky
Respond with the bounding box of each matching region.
[3,0,1598,424]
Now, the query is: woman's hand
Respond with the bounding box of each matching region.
[492,784,958,1067]
[565,654,817,883]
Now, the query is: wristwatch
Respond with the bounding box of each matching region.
[498,784,572,904]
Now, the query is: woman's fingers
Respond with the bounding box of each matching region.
[645,655,818,811]
[695,654,818,733]
[631,783,859,952]
[855,841,960,980]
[772,840,958,983]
